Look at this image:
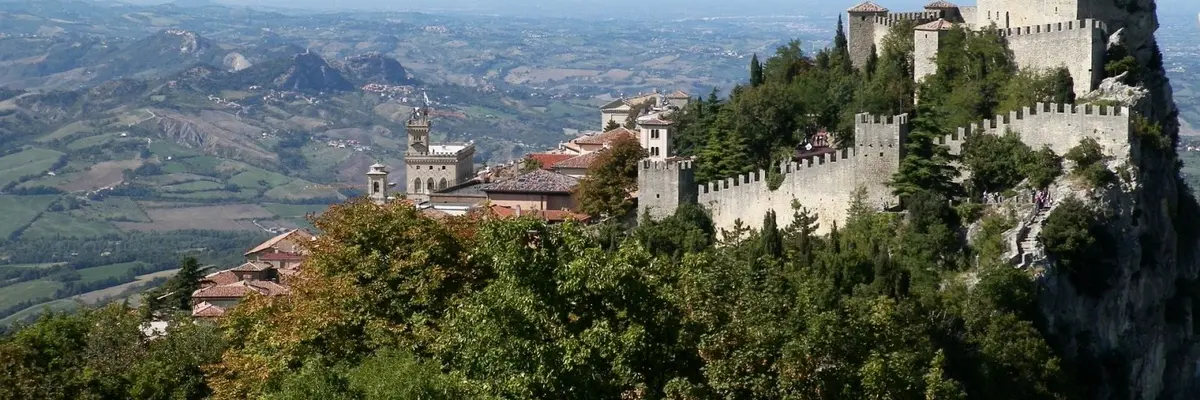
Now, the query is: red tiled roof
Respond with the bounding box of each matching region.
[482,169,579,194]
[667,90,690,98]
[231,261,273,272]
[422,208,451,219]
[202,270,240,286]
[191,302,227,318]
[924,0,957,8]
[915,18,955,30]
[848,1,888,12]
[574,127,637,146]
[193,280,290,299]
[244,229,315,256]
[552,152,603,170]
[526,153,576,170]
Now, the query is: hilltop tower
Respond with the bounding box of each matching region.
[403,96,477,201]
[847,1,890,69]
[367,163,389,205]
[636,113,696,220]
[407,105,431,156]
[913,19,952,84]
[637,116,675,160]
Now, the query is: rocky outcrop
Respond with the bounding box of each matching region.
[340,53,417,86]
[1029,1,1200,398]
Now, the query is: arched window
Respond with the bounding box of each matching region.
[438,178,448,190]
[426,178,435,193]
[413,178,422,194]
[372,181,380,194]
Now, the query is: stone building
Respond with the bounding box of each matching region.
[597,89,689,130]
[639,102,1131,235]
[404,100,475,201]
[847,0,1107,96]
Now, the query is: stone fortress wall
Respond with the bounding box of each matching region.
[998,19,1107,96]
[639,103,1131,235]
[850,1,1109,97]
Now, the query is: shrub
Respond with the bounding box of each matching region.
[961,129,1033,193]
[1039,197,1117,297]
[1020,146,1063,189]
[1132,114,1169,151]
[1065,138,1114,187]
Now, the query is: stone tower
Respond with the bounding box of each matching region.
[403,96,477,201]
[847,1,889,69]
[407,105,430,156]
[366,163,389,205]
[637,159,696,221]
[913,19,952,84]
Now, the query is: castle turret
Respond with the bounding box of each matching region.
[847,1,890,70]
[637,159,696,221]
[914,19,953,85]
[367,163,389,205]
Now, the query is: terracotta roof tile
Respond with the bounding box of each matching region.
[231,261,273,272]
[422,208,451,219]
[482,169,579,194]
[924,0,957,8]
[915,18,955,30]
[526,153,577,170]
[552,152,603,170]
[202,270,241,286]
[191,302,227,318]
[668,90,690,98]
[574,127,637,146]
[192,280,290,299]
[637,117,673,126]
[848,1,888,12]
[244,229,315,256]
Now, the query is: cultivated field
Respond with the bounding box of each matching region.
[0,195,56,238]
[0,148,63,187]
[59,158,143,192]
[116,203,276,231]
[0,280,64,311]
[24,212,121,239]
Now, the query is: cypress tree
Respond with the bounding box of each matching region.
[749,54,764,87]
[759,210,783,259]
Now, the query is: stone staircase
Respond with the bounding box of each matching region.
[1015,206,1050,268]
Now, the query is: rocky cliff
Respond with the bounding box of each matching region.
[1030,1,1200,398]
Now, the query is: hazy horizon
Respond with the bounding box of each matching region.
[116,0,1199,18]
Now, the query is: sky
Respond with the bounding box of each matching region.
[122,0,1199,19]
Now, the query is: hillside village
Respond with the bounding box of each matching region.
[183,0,1155,320]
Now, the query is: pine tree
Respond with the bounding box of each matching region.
[167,257,203,312]
[605,119,621,131]
[833,15,852,73]
[749,53,764,87]
[865,44,880,77]
[758,210,783,259]
[889,107,962,201]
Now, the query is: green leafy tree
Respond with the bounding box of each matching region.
[604,119,622,131]
[577,135,648,217]
[519,157,543,173]
[890,107,962,200]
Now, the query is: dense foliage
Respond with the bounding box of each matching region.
[577,135,648,217]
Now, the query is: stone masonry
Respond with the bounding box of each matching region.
[638,103,1130,235]
[848,0,1108,96]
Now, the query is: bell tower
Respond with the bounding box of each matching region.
[367,163,389,205]
[407,106,430,156]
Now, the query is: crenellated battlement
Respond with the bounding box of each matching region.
[855,113,910,126]
[873,11,940,28]
[996,19,1106,38]
[641,158,695,171]
[939,102,1131,157]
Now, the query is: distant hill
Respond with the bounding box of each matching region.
[224,52,354,93]
[340,53,418,86]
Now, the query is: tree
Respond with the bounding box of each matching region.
[519,157,543,173]
[890,107,962,201]
[757,210,783,259]
[749,54,764,87]
[577,135,648,217]
[167,257,203,312]
[605,119,622,131]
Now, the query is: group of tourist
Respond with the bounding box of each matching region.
[979,189,1053,209]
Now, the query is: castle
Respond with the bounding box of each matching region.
[641,102,1131,234]
[637,0,1131,234]
[403,97,475,201]
[848,0,1107,96]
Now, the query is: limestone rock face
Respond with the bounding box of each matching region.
[1031,1,1200,398]
[1082,72,1150,108]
